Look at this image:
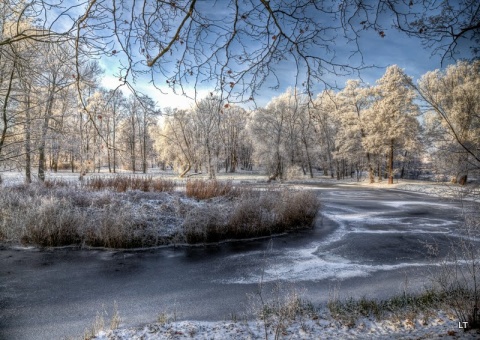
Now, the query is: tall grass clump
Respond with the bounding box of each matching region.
[249,278,318,340]
[21,197,84,246]
[186,179,235,199]
[152,178,176,192]
[83,202,150,248]
[182,189,320,243]
[0,185,83,246]
[0,185,172,248]
[43,178,72,188]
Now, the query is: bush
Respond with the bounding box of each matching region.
[182,205,228,243]
[84,202,149,248]
[0,185,174,248]
[43,178,72,188]
[275,191,320,229]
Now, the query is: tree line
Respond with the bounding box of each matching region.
[1,30,478,184]
[2,0,478,183]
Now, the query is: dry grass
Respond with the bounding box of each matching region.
[21,197,84,246]
[152,178,176,192]
[43,178,72,188]
[86,176,176,192]
[249,281,318,340]
[182,189,320,243]
[327,289,446,328]
[0,181,320,248]
[186,179,236,199]
[0,185,175,248]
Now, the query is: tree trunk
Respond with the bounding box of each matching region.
[206,139,215,179]
[113,115,116,173]
[38,85,56,182]
[388,139,394,184]
[303,140,313,178]
[142,119,147,174]
[24,88,32,184]
[179,163,191,178]
[400,151,407,178]
[367,153,374,184]
[377,159,382,182]
[0,60,16,160]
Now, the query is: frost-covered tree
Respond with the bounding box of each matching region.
[156,108,200,177]
[120,95,159,173]
[193,96,223,179]
[86,91,109,172]
[335,80,374,182]
[217,104,250,173]
[310,90,339,178]
[362,65,420,184]
[250,89,310,180]
[418,60,480,184]
[103,90,127,173]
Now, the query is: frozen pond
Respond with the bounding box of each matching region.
[0,184,473,339]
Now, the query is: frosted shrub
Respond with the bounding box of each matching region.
[22,197,84,246]
[85,202,147,248]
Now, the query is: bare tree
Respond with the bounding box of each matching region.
[310,91,339,178]
[105,89,127,173]
[156,108,200,177]
[193,96,223,179]
[218,104,249,173]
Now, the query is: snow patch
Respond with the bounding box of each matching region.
[93,310,479,340]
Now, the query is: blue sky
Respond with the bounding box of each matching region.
[95,1,469,110]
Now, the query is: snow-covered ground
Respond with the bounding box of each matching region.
[288,175,479,202]
[93,310,480,339]
[1,169,477,201]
